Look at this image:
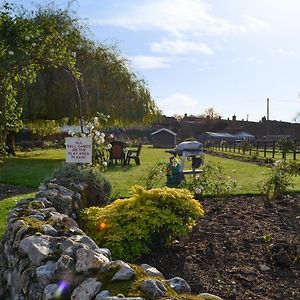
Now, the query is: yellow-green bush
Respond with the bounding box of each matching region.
[80,186,204,261]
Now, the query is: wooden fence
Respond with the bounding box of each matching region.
[207,140,300,160]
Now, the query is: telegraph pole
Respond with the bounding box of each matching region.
[266,98,270,135]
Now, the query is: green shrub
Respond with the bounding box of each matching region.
[80,166,112,206]
[52,163,82,183]
[141,161,166,190]
[239,141,251,154]
[51,164,112,207]
[80,186,204,261]
[276,137,296,160]
[258,160,297,205]
[182,162,238,200]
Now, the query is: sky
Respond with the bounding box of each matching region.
[16,0,300,122]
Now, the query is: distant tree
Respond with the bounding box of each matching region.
[200,107,220,130]
[201,107,220,119]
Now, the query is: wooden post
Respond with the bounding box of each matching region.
[264,141,267,157]
[272,141,275,158]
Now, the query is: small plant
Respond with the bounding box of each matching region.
[276,137,296,160]
[51,163,112,208]
[262,233,273,243]
[258,160,297,206]
[182,162,238,203]
[80,186,204,261]
[141,161,166,190]
[239,141,251,155]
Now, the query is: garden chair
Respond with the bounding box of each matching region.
[125,143,142,165]
[109,141,126,165]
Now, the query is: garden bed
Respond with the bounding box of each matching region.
[138,195,300,299]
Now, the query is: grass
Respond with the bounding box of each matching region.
[1,146,300,237]
[0,148,65,188]
[1,146,300,197]
[0,193,34,237]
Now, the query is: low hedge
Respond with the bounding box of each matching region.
[80,186,204,261]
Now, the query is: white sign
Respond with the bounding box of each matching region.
[65,137,92,164]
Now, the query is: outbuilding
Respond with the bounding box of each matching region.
[198,132,236,143]
[233,131,255,141]
[151,128,176,148]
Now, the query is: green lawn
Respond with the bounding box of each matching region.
[1,146,300,237]
[1,146,300,198]
[0,193,34,237]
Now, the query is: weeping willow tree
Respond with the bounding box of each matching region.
[17,5,161,127]
[0,2,80,154]
[20,42,161,127]
[1,2,161,155]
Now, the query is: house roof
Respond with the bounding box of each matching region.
[151,128,177,136]
[232,131,255,137]
[204,132,234,138]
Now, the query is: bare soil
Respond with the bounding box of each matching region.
[138,195,300,300]
[0,184,34,200]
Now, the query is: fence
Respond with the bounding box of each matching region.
[206,140,300,160]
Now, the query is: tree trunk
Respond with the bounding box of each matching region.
[6,133,16,156]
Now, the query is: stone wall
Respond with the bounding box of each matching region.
[0,179,222,300]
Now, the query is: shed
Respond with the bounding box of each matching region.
[151,128,176,148]
[198,132,235,143]
[233,131,255,141]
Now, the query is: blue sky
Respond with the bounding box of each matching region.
[17,0,300,122]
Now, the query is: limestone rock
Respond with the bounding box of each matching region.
[42,224,57,236]
[71,278,102,300]
[140,264,163,277]
[141,279,167,298]
[76,247,109,272]
[36,261,56,286]
[111,262,135,281]
[43,283,59,300]
[95,290,110,300]
[198,293,224,300]
[165,276,191,293]
[19,235,52,266]
[95,248,112,261]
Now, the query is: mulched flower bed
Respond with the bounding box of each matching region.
[138,195,300,300]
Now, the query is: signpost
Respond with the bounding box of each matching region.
[65,137,92,164]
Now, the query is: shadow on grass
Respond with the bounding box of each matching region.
[0,158,64,188]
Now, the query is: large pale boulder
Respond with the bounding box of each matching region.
[71,278,102,300]
[76,247,109,272]
[19,235,52,266]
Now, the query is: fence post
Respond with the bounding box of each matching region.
[264,141,267,157]
[293,140,297,160]
[272,141,275,158]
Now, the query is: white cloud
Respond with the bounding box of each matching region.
[151,38,214,55]
[270,48,296,56]
[129,55,170,69]
[156,92,200,116]
[92,0,270,37]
